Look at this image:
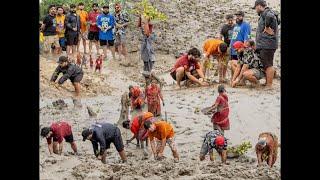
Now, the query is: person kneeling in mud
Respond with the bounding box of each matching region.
[82,122,127,164]
[144,120,179,162]
[40,121,78,155]
[231,40,265,87]
[50,56,84,98]
[200,130,228,163]
[255,132,279,167]
[128,85,145,113]
[170,47,208,89]
[210,85,230,135]
[122,112,157,149]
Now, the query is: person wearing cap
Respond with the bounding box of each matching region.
[97,5,116,61]
[231,40,265,87]
[40,121,78,155]
[88,3,101,55]
[255,132,279,167]
[50,56,84,97]
[199,130,228,163]
[65,4,81,57]
[202,38,229,83]
[145,78,164,117]
[122,112,157,148]
[220,14,235,47]
[209,85,230,135]
[82,122,127,164]
[170,47,208,89]
[143,120,179,162]
[114,3,130,66]
[229,11,252,78]
[253,0,280,89]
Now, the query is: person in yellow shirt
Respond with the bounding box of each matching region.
[202,39,228,83]
[76,2,88,54]
[144,120,179,162]
[56,6,66,54]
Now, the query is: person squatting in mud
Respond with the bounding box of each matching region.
[255,132,279,167]
[200,130,228,164]
[128,85,145,113]
[145,78,165,117]
[231,40,265,88]
[50,56,84,98]
[144,120,179,162]
[202,38,229,83]
[210,85,230,135]
[82,122,127,164]
[41,121,78,155]
[170,47,208,89]
[122,112,157,149]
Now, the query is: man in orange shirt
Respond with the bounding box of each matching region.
[144,120,179,162]
[76,2,88,54]
[203,39,228,83]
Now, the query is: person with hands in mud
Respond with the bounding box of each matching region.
[50,56,84,97]
[255,132,279,167]
[40,121,78,156]
[122,112,157,148]
[200,130,228,164]
[170,47,208,89]
[128,85,145,112]
[144,120,179,162]
[82,122,127,164]
[210,85,230,135]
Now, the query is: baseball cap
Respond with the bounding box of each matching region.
[234,11,244,16]
[252,0,267,9]
[82,128,92,141]
[215,136,225,146]
[57,56,68,63]
[233,41,245,50]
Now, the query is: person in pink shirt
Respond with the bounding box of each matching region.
[87,3,100,55]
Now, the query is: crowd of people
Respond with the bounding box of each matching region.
[40,0,280,169]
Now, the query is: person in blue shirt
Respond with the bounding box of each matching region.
[229,11,251,81]
[97,5,116,61]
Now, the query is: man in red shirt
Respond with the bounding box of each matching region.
[87,3,100,55]
[41,121,78,155]
[170,48,208,89]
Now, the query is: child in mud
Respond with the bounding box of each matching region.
[143,120,179,162]
[145,78,164,117]
[95,54,103,73]
[50,56,84,98]
[231,40,265,87]
[200,130,228,163]
[128,85,145,115]
[40,121,78,155]
[82,122,127,164]
[122,112,157,149]
[210,85,230,135]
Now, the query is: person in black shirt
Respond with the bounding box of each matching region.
[220,14,235,47]
[41,5,60,57]
[65,4,80,57]
[50,56,83,97]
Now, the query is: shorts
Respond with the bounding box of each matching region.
[66,33,79,46]
[115,34,126,46]
[257,49,276,68]
[53,133,74,143]
[100,39,115,46]
[170,69,198,81]
[231,55,238,60]
[108,127,124,152]
[43,35,60,52]
[69,73,83,83]
[250,68,265,80]
[59,37,66,50]
[88,31,99,41]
